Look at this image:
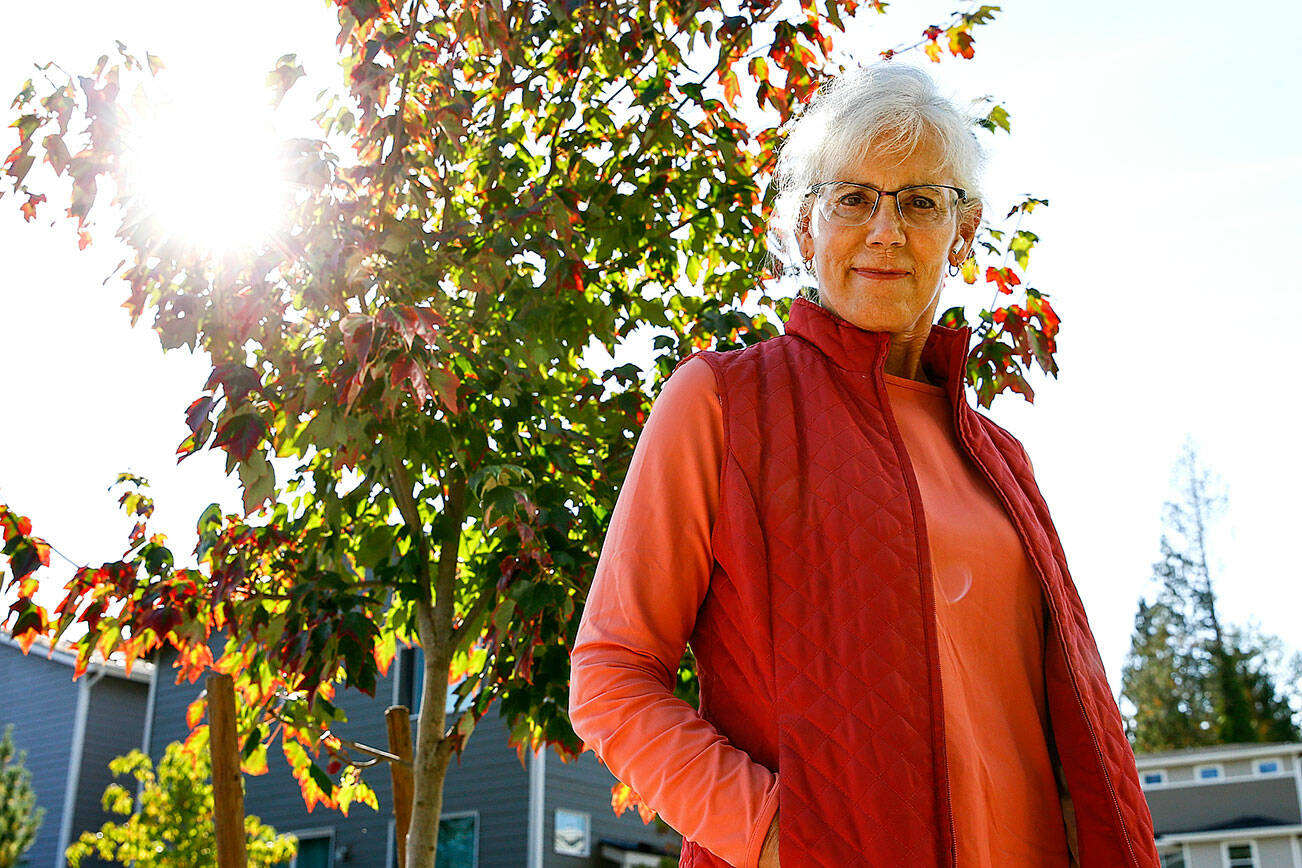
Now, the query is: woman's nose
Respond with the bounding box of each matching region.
[863,194,907,246]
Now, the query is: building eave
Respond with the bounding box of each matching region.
[1156,823,1302,845]
[0,632,154,683]
[1135,742,1302,769]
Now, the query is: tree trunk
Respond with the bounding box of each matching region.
[405,596,455,868]
[402,475,467,868]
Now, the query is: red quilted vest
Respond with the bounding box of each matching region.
[681,298,1158,867]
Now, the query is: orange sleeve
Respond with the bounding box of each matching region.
[569,356,780,868]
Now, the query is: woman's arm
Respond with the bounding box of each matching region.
[569,356,780,868]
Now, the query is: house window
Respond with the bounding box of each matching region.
[554,808,592,857]
[1159,850,1186,868]
[1224,841,1256,868]
[1142,770,1167,785]
[1194,763,1223,780]
[437,812,479,868]
[1253,757,1281,774]
[286,831,334,868]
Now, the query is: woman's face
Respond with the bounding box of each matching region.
[795,135,981,337]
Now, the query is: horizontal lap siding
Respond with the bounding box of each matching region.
[543,749,682,867]
[73,673,149,867]
[149,647,399,868]
[439,709,530,868]
[144,652,204,762]
[0,645,79,868]
[77,674,149,822]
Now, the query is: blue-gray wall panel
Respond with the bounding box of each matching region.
[439,710,530,868]
[0,644,78,868]
[0,643,148,868]
[148,647,399,868]
[75,673,150,860]
[543,749,681,867]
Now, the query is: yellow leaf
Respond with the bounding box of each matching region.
[961,257,978,284]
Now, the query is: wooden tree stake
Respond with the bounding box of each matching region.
[208,673,248,868]
[387,705,415,868]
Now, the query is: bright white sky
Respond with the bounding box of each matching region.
[1,0,1298,696]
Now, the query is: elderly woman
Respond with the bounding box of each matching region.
[568,63,1159,868]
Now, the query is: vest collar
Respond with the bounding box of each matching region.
[785,297,973,401]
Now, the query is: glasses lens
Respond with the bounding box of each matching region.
[818,183,878,225]
[896,186,955,228]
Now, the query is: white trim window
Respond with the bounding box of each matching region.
[287,828,336,868]
[437,810,480,868]
[1253,757,1282,775]
[1141,769,1168,786]
[1194,763,1224,780]
[553,808,592,857]
[1222,841,1256,868]
[1158,849,1186,868]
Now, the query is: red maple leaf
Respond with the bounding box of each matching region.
[985,266,1022,295]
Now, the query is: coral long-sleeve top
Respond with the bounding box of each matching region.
[569,356,1072,868]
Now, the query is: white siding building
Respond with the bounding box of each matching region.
[1137,742,1302,868]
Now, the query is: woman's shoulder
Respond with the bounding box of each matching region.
[655,354,723,421]
[967,410,1037,477]
[674,334,806,380]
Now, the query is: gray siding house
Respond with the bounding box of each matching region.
[0,635,151,868]
[145,645,680,867]
[1137,742,1302,868]
[9,625,1302,868]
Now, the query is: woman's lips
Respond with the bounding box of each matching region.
[853,268,909,280]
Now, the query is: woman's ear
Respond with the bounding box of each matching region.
[795,207,814,263]
[951,201,983,263]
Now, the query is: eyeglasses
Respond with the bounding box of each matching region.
[804,181,967,230]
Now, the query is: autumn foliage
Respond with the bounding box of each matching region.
[3,0,1058,862]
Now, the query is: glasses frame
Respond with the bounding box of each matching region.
[803,181,968,229]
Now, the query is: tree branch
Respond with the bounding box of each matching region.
[432,474,467,647]
[384,441,432,605]
[449,587,495,650]
[378,0,427,222]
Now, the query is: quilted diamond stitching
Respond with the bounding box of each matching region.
[677,302,1158,868]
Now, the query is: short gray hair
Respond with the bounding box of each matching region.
[767,62,986,278]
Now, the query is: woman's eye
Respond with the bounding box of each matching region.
[838,194,866,206]
[906,196,938,210]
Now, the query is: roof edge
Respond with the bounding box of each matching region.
[0,632,154,683]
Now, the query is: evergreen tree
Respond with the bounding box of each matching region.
[1122,597,1210,751]
[0,725,43,868]
[1121,443,1301,750]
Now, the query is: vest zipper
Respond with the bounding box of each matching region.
[873,371,958,868]
[954,410,1140,868]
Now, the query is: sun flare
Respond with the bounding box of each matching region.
[123,78,291,256]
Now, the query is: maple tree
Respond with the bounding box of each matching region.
[3,1,1059,864]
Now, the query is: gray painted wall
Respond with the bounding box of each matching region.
[542,749,680,867]
[1184,837,1300,868]
[148,649,398,868]
[1256,837,1297,867]
[75,674,150,855]
[0,645,79,868]
[0,642,148,868]
[146,646,697,868]
[439,710,530,868]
